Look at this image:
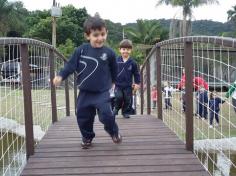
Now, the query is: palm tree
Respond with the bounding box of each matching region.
[228,5,236,22]
[156,0,219,37]
[125,19,168,63]
[126,20,163,44]
[126,20,168,51]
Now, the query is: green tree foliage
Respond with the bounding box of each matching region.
[25,5,88,46]
[58,39,75,59]
[126,20,165,44]
[124,19,168,64]
[228,5,236,22]
[105,20,123,44]
[227,5,236,37]
[0,0,28,36]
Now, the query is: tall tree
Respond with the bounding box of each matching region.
[156,0,219,37]
[227,5,236,37]
[126,20,164,45]
[0,0,28,36]
[25,5,88,46]
[125,19,168,63]
[228,5,236,22]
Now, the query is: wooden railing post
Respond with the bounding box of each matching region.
[184,41,193,151]
[156,46,162,120]
[74,73,77,115]
[65,79,70,116]
[140,70,144,115]
[146,60,151,115]
[21,44,34,159]
[49,49,58,123]
[65,63,70,116]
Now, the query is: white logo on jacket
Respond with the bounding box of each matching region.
[100,53,108,61]
[128,65,132,70]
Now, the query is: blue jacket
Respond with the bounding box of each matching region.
[59,43,117,92]
[209,97,225,112]
[115,56,140,88]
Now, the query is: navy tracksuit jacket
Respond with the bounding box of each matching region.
[59,43,119,140]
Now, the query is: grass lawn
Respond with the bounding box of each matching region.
[0,87,75,131]
[150,92,236,140]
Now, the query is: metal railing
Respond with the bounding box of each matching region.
[0,38,76,175]
[140,36,236,176]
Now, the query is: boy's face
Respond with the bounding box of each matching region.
[119,48,132,59]
[85,27,107,48]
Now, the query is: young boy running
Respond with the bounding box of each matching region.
[53,15,122,149]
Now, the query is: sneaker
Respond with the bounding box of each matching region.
[81,139,92,149]
[113,109,118,115]
[215,123,219,127]
[112,133,122,144]
[123,114,130,118]
[209,125,213,128]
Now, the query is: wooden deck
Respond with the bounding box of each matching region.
[21,115,209,176]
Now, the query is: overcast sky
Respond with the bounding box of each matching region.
[10,0,236,24]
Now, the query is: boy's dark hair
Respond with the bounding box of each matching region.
[83,16,107,35]
[119,39,133,49]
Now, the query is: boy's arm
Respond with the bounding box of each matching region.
[225,83,236,98]
[133,61,141,85]
[109,50,118,84]
[218,97,225,104]
[59,48,80,80]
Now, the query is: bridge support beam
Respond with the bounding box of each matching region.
[156,46,162,120]
[21,44,34,159]
[184,41,193,151]
[49,49,58,123]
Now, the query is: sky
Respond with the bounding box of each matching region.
[10,0,236,24]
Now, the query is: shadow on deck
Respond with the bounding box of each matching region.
[21,115,209,176]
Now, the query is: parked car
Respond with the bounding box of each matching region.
[0,60,39,85]
[0,61,21,84]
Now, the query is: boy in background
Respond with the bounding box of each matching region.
[114,39,140,118]
[209,91,225,128]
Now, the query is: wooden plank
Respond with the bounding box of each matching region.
[26,154,198,163]
[25,172,209,176]
[22,165,205,175]
[24,158,202,169]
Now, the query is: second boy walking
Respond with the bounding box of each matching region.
[114,39,140,118]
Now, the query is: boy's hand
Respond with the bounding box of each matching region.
[133,84,140,91]
[53,76,62,86]
[111,83,115,90]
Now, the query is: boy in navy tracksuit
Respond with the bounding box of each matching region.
[53,16,121,149]
[209,91,225,128]
[114,39,140,118]
[197,85,208,119]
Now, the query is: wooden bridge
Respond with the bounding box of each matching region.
[21,116,209,176]
[1,37,236,176]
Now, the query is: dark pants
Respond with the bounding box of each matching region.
[232,98,236,113]
[210,110,219,125]
[152,100,157,109]
[76,91,119,141]
[165,98,172,109]
[182,100,186,112]
[198,103,208,119]
[114,86,133,116]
